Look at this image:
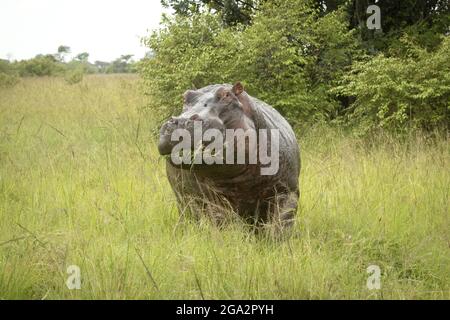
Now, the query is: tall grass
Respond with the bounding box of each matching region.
[0,75,448,299]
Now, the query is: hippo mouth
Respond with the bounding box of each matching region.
[158,117,222,157]
[158,117,184,155]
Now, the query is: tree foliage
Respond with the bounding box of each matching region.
[142,0,359,124]
[143,0,450,133]
[15,54,64,77]
[0,59,19,87]
[335,36,450,133]
[161,0,262,25]
[1,47,137,84]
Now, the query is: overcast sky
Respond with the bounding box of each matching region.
[0,0,168,62]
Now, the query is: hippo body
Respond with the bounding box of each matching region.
[158,83,300,233]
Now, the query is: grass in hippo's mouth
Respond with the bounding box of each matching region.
[0,75,449,299]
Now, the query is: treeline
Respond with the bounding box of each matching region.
[142,0,450,134]
[0,45,137,86]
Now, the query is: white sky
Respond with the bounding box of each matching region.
[0,0,168,62]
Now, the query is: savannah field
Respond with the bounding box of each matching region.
[0,75,449,299]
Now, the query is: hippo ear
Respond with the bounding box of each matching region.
[232,82,244,96]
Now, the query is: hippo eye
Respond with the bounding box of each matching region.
[204,104,208,108]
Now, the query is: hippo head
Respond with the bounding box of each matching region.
[158,82,257,170]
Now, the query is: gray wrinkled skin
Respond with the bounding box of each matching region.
[158,84,300,235]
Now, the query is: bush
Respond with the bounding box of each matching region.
[141,0,448,133]
[0,59,19,88]
[335,36,450,134]
[230,1,359,126]
[16,55,64,77]
[0,72,19,88]
[140,14,226,119]
[64,68,84,85]
[140,0,359,127]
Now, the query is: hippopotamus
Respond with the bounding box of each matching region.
[158,82,300,235]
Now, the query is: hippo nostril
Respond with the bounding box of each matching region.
[190,114,200,121]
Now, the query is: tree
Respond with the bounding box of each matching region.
[74,52,89,62]
[317,0,449,30]
[16,54,64,77]
[0,59,19,87]
[141,0,359,125]
[56,45,71,62]
[107,55,135,73]
[161,0,263,25]
[335,36,450,133]
[143,0,449,133]
[94,61,110,73]
[316,0,449,52]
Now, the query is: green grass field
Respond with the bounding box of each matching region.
[0,75,449,299]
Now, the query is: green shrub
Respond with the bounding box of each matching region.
[0,72,19,88]
[140,0,358,127]
[335,36,450,134]
[64,68,84,85]
[16,55,64,77]
[140,0,448,133]
[230,1,359,126]
[140,14,225,119]
[0,59,19,88]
